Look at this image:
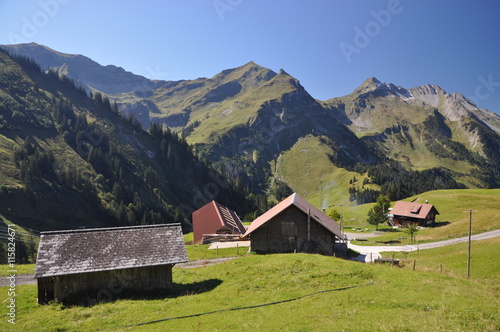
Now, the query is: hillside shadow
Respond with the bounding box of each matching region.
[378,228,400,233]
[170,278,223,297]
[433,221,450,228]
[62,279,223,307]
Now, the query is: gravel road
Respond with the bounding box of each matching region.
[349,229,500,263]
[0,257,240,287]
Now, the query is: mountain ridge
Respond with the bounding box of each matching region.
[0,49,252,235]
[1,43,499,212]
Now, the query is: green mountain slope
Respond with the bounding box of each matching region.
[3,43,500,210]
[323,78,500,188]
[0,49,250,238]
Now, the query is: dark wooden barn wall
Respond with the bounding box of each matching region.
[38,264,173,304]
[394,213,437,227]
[250,206,338,255]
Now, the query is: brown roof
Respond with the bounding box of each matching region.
[391,201,439,220]
[34,224,187,278]
[244,193,343,238]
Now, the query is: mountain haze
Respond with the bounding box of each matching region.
[0,43,161,94]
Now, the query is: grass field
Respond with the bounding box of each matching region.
[382,236,500,283]
[1,189,498,331]
[344,189,500,246]
[276,135,378,209]
[1,250,498,331]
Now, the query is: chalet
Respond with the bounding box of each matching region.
[243,193,347,256]
[391,201,439,227]
[192,201,246,244]
[34,224,187,304]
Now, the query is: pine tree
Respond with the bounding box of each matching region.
[367,195,391,230]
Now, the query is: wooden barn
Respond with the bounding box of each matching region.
[34,224,188,304]
[243,193,347,256]
[391,201,439,227]
[192,201,246,244]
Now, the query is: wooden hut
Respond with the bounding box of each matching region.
[192,201,246,244]
[243,193,347,256]
[34,224,187,304]
[391,201,439,227]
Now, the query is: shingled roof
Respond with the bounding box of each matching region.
[34,224,188,278]
[391,201,439,220]
[244,193,343,238]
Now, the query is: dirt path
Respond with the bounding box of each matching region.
[349,229,500,263]
[0,274,36,287]
[0,257,240,286]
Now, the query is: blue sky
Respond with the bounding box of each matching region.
[1,0,499,113]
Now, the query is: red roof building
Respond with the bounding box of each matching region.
[391,201,439,227]
[244,193,346,256]
[192,201,246,244]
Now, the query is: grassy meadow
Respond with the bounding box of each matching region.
[1,188,498,331]
[1,251,498,331]
[382,236,500,283]
[343,189,500,245]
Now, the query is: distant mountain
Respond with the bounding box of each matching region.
[0,43,161,94]
[2,43,499,211]
[0,48,250,236]
[323,78,500,188]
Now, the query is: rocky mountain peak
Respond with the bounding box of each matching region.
[1,42,161,94]
[354,77,412,100]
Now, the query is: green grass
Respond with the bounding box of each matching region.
[276,135,378,209]
[185,244,250,261]
[343,189,500,245]
[0,264,35,276]
[2,253,498,331]
[183,232,194,244]
[382,236,500,283]
[182,232,251,260]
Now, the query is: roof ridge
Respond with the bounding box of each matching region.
[40,223,182,235]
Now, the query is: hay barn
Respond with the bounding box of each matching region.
[34,224,187,304]
[244,193,347,256]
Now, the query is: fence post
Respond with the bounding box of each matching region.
[413,259,416,271]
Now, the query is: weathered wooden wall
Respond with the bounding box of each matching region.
[38,264,173,304]
[250,206,340,256]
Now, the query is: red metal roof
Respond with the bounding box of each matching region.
[244,193,343,238]
[192,201,246,244]
[391,201,439,220]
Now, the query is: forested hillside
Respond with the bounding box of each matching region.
[0,48,253,264]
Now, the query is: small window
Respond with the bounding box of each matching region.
[281,221,297,237]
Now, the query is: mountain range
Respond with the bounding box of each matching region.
[0,47,250,238]
[1,43,499,234]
